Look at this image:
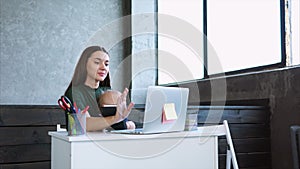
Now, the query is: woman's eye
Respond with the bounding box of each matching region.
[94,61,100,65]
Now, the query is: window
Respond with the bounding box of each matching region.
[290,0,300,65]
[158,0,287,84]
[207,0,283,75]
[158,0,204,85]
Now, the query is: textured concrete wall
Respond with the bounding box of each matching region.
[131,0,156,104]
[0,0,125,104]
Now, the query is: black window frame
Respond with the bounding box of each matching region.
[156,0,287,83]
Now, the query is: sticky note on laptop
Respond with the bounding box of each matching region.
[162,103,178,124]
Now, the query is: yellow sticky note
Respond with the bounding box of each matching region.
[162,103,177,123]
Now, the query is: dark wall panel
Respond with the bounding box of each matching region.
[0,105,63,169]
[0,105,270,169]
[182,66,300,169]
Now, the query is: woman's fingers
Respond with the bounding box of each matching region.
[126,121,136,129]
[115,88,134,123]
[127,102,134,112]
[121,88,128,101]
[121,102,134,119]
[117,88,127,105]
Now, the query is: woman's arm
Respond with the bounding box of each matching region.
[86,88,134,131]
[86,116,116,131]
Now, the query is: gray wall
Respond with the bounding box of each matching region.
[0,0,127,105]
[131,0,157,104]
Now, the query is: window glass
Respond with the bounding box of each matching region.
[207,0,282,74]
[291,0,300,65]
[158,0,204,84]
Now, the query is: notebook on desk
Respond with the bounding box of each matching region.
[110,86,189,134]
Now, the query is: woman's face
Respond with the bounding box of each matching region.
[86,51,110,83]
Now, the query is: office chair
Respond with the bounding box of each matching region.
[290,125,300,169]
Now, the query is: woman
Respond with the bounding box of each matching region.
[65,46,134,131]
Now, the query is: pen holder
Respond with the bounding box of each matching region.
[67,113,86,136]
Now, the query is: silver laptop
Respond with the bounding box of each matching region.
[110,86,189,134]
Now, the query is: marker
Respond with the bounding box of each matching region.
[82,106,89,114]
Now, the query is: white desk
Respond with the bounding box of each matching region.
[49,125,226,169]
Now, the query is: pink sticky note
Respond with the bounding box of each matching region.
[162,103,177,124]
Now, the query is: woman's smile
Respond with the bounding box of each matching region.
[98,72,107,77]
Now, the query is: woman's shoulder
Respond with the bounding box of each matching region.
[97,86,111,92]
[95,86,111,96]
[66,84,110,100]
[65,84,89,98]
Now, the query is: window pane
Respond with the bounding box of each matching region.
[207,0,282,75]
[158,0,204,84]
[291,0,300,65]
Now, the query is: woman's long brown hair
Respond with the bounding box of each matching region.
[65,46,111,94]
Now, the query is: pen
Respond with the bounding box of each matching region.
[82,106,89,114]
[74,102,78,113]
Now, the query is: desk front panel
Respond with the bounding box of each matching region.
[69,136,217,169]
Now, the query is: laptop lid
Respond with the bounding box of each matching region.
[142,86,189,134]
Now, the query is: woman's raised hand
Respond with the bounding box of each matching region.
[115,88,134,123]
